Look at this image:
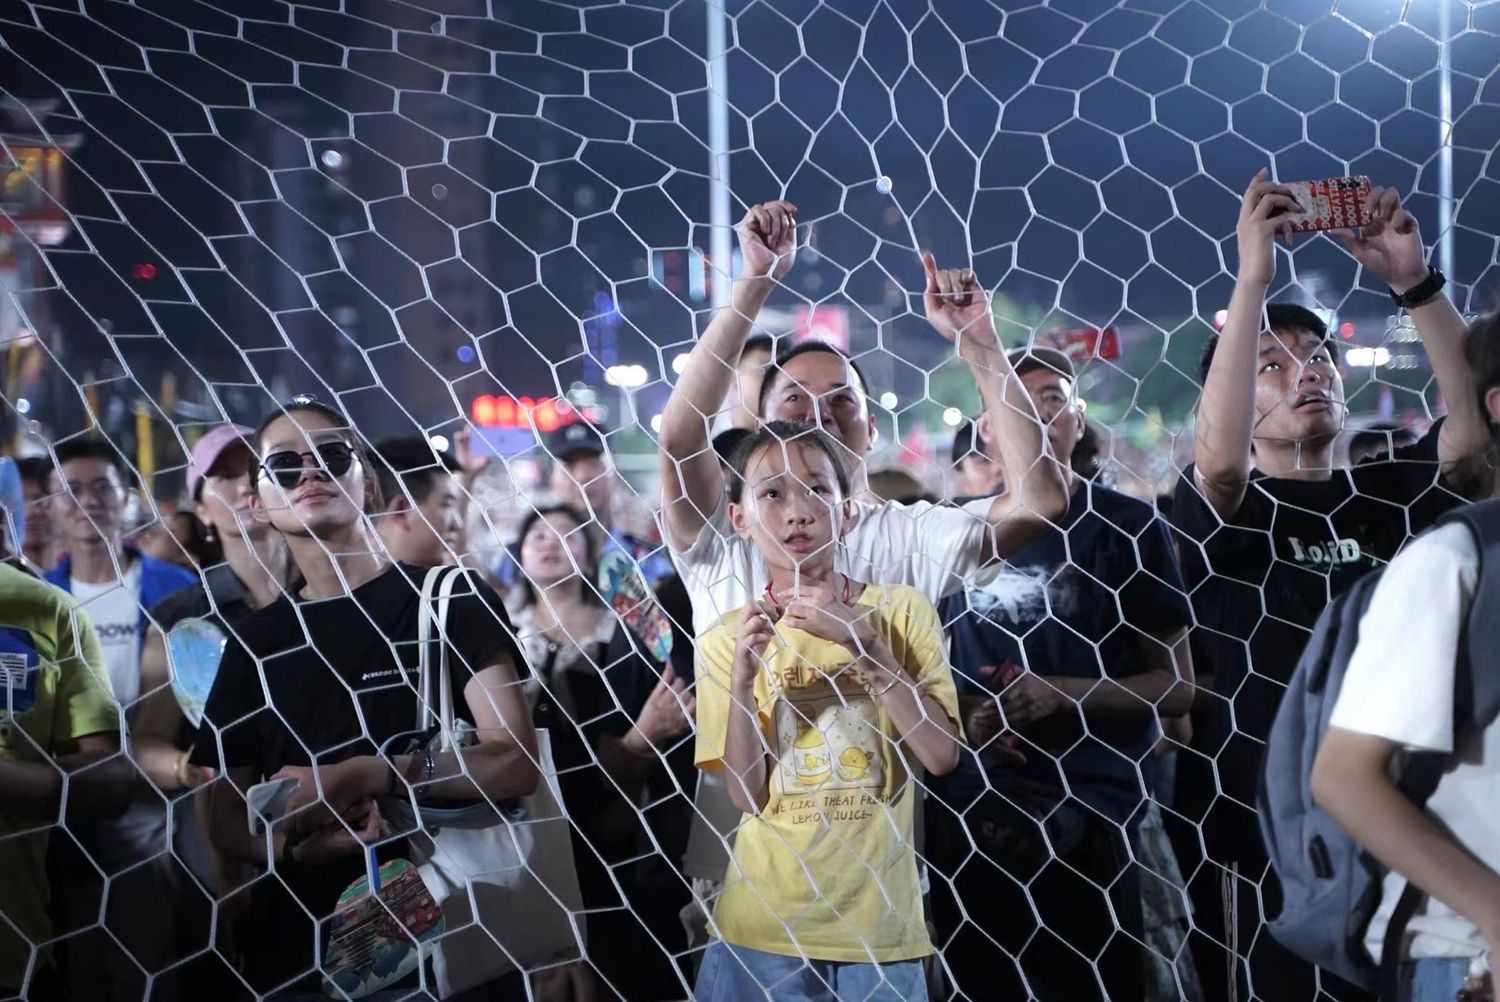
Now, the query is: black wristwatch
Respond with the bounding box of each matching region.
[1390,266,1446,309]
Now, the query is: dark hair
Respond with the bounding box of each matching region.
[373,437,461,509]
[52,438,132,485]
[756,341,873,418]
[713,427,754,499]
[1465,313,1500,434]
[1453,313,1500,496]
[171,509,223,567]
[1072,420,1103,480]
[252,395,384,513]
[16,456,52,492]
[1199,302,1337,385]
[950,418,979,466]
[512,504,602,608]
[741,334,775,361]
[1348,423,1420,466]
[712,427,752,464]
[727,420,852,505]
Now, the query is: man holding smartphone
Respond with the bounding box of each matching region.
[1169,172,1490,1000]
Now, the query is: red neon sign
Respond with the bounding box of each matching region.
[470,395,570,431]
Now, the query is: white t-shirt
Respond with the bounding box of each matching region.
[72,560,144,708]
[1329,522,1497,960]
[673,493,995,879]
[671,494,995,637]
[70,560,166,871]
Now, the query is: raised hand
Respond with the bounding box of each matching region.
[780,594,876,656]
[922,251,995,345]
[633,666,696,748]
[274,759,380,831]
[737,200,799,280]
[998,671,1073,730]
[452,426,490,479]
[289,799,391,865]
[1236,169,1302,287]
[732,609,778,688]
[1334,186,1429,293]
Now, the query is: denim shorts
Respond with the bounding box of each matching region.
[694,940,927,1002]
[1399,956,1477,1002]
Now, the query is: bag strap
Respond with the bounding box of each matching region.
[1440,499,1500,737]
[433,566,464,751]
[416,565,449,731]
[1379,878,1426,1000]
[1374,499,1500,990]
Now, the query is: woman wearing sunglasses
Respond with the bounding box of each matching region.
[188,396,539,999]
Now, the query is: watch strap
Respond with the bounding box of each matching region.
[1390,267,1446,309]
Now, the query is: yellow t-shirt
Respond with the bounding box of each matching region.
[0,563,119,990]
[694,582,960,963]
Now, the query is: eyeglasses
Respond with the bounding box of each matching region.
[259,442,357,489]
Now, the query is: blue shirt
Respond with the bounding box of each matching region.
[932,483,1192,826]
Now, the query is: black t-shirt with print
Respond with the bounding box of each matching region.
[934,483,1193,827]
[189,563,525,993]
[527,618,693,906]
[1169,427,1463,841]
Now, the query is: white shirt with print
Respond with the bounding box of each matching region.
[72,560,143,708]
[671,495,995,637]
[1330,522,1497,960]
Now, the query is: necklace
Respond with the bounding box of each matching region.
[764,573,852,607]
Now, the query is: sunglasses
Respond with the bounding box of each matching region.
[259,441,357,489]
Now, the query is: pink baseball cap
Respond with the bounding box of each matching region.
[186,424,255,501]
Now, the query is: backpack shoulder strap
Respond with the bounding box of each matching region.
[1436,499,1500,736]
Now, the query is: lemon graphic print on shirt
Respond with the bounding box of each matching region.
[775,692,883,795]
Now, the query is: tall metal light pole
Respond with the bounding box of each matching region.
[707,2,733,313]
[1438,0,1455,280]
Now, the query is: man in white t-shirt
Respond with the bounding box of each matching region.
[41,438,195,1002]
[658,199,1069,948]
[1311,314,1500,1002]
[658,200,1067,629]
[44,441,195,706]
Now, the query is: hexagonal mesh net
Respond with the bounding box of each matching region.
[2,1,1497,1000]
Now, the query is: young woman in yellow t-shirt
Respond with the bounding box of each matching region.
[693,422,963,1001]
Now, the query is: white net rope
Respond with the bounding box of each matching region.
[2,1,1499,1000]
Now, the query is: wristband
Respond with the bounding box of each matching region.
[1390,266,1446,309]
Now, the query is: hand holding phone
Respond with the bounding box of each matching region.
[246,777,300,837]
[1275,176,1374,233]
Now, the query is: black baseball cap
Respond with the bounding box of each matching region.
[546,422,607,462]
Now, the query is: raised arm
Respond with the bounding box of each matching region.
[658,201,797,553]
[1336,186,1488,485]
[921,253,1068,557]
[1194,170,1301,518]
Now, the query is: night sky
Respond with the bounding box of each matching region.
[3,0,1499,448]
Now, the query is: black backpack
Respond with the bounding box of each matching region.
[1257,498,1500,994]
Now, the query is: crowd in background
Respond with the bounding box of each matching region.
[2,173,1499,1002]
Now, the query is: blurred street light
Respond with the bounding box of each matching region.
[604,364,649,388]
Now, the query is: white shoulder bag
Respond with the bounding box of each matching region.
[400,565,586,997]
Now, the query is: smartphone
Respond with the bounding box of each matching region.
[246,777,300,836]
[1277,176,1373,233]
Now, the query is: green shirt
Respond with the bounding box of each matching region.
[0,562,119,990]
